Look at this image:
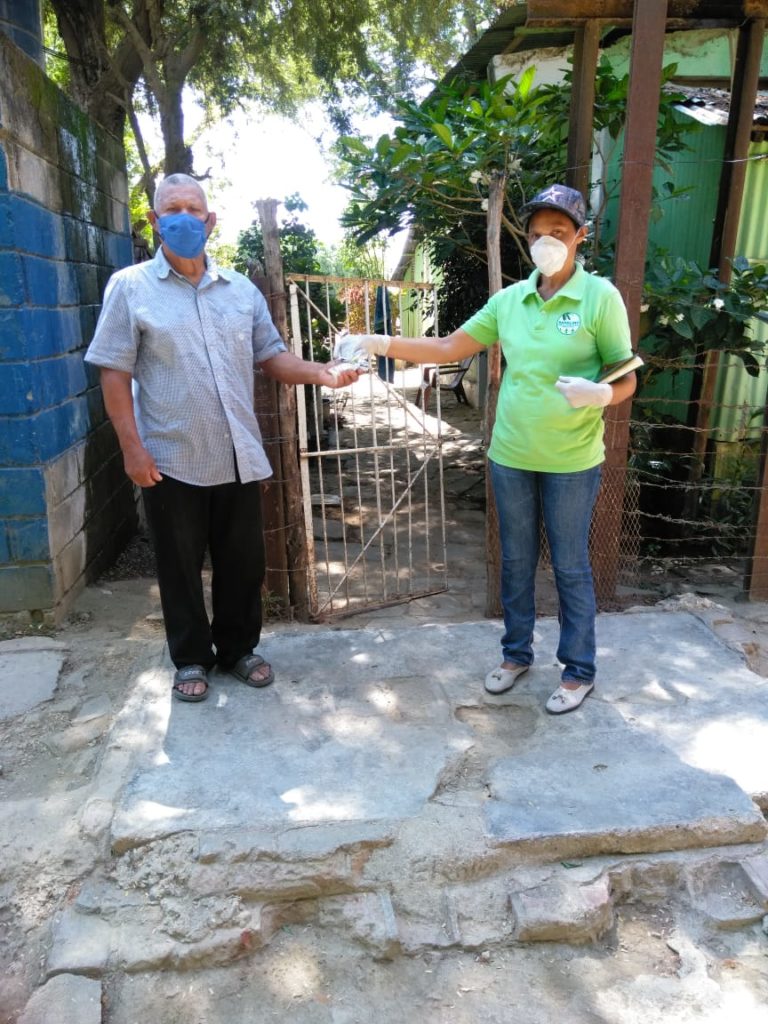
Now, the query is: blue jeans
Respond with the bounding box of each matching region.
[489,460,602,684]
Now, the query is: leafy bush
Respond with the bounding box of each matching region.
[641,253,768,379]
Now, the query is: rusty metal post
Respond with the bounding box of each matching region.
[710,20,766,272]
[593,0,668,605]
[566,19,601,200]
[256,198,310,620]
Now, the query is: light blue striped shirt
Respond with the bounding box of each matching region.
[85,248,287,485]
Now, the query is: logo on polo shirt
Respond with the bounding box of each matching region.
[557,312,581,335]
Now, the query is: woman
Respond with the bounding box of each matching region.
[337,185,636,714]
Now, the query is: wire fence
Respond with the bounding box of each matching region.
[620,348,767,601]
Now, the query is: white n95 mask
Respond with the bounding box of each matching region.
[530,235,569,277]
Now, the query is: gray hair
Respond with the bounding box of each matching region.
[154,174,208,213]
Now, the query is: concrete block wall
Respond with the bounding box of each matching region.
[0,31,137,623]
[0,0,43,64]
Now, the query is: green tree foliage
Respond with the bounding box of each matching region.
[339,58,690,267]
[234,195,320,277]
[642,253,768,379]
[337,58,694,327]
[339,70,544,257]
[43,0,507,201]
[235,195,345,352]
[332,235,389,279]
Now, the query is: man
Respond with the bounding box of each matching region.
[86,174,359,702]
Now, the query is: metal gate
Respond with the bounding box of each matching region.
[288,274,450,621]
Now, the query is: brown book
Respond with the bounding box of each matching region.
[597,354,644,384]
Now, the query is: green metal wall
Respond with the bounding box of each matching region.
[602,110,767,442]
[715,139,768,442]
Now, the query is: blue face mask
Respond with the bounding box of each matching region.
[157,212,208,259]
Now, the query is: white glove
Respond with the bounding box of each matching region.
[333,333,391,362]
[555,376,612,409]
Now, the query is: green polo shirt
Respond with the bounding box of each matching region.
[461,264,632,472]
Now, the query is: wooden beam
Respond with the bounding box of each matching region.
[528,0,633,17]
[612,8,669,341]
[593,0,669,605]
[484,172,506,618]
[527,1,753,20]
[566,20,601,198]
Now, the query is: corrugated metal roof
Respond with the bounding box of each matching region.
[672,83,768,129]
[446,3,768,84]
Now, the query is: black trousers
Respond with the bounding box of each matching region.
[142,475,265,670]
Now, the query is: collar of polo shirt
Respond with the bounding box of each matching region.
[521,262,587,302]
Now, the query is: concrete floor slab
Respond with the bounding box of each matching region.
[111,668,474,850]
[485,717,764,853]
[111,610,767,860]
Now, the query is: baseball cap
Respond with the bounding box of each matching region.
[519,184,587,229]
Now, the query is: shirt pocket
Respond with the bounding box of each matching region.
[134,303,196,365]
[218,302,254,346]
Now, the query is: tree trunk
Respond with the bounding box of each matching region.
[50,0,145,137]
[159,82,193,175]
[484,171,506,618]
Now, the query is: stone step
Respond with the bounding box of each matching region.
[44,845,768,978]
[18,974,101,1024]
[484,710,766,857]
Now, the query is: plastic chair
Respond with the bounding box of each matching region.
[418,356,474,409]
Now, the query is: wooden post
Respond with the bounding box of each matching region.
[737,20,768,600]
[684,19,765,522]
[566,19,601,200]
[256,198,310,620]
[593,0,668,604]
[746,403,768,600]
[484,170,506,617]
[251,271,290,608]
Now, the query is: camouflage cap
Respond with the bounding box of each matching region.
[519,184,587,229]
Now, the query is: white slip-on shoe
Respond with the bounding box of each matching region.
[484,664,528,695]
[545,681,594,715]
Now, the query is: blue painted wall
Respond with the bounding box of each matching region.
[0,20,136,621]
[0,0,43,65]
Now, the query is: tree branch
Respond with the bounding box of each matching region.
[108,0,167,103]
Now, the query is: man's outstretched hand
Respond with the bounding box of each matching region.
[318,361,365,389]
